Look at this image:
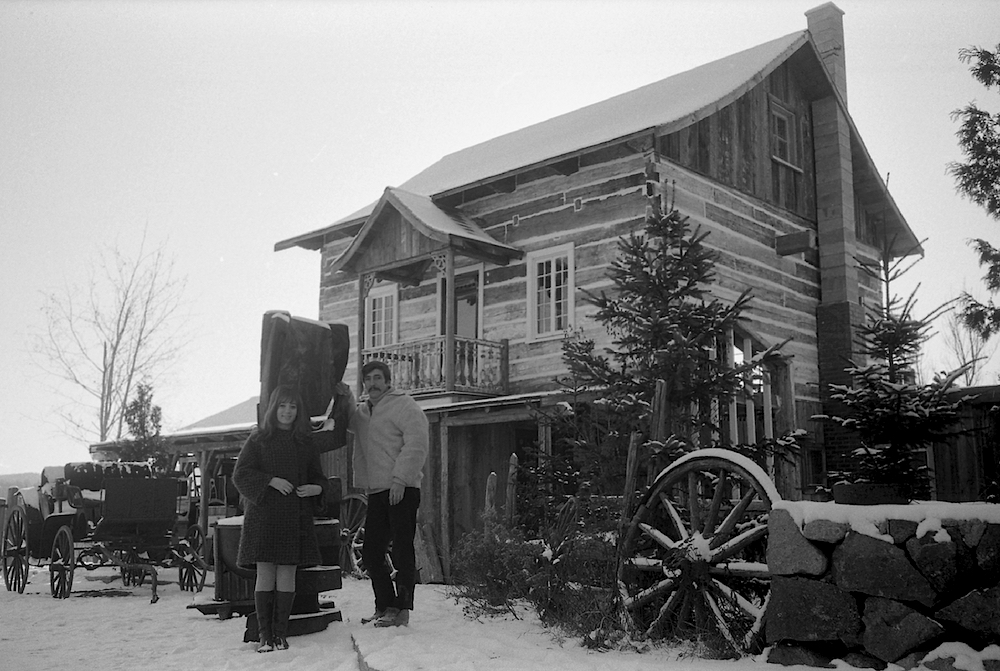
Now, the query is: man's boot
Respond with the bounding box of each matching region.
[272,591,295,650]
[374,585,412,627]
[253,591,275,653]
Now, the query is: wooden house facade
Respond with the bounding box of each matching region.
[276,3,920,576]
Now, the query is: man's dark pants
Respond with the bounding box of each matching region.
[363,487,420,611]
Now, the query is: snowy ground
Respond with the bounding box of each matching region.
[0,562,993,671]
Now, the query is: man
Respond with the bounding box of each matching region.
[344,360,429,627]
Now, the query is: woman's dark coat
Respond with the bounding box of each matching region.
[233,428,327,568]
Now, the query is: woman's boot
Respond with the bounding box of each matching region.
[253,591,275,653]
[272,591,295,650]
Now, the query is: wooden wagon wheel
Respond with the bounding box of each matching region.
[177,524,207,592]
[49,525,75,599]
[617,448,779,656]
[339,493,367,575]
[3,508,29,593]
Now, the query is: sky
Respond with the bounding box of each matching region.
[2,0,999,475]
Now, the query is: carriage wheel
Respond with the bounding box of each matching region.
[121,549,146,587]
[339,494,367,575]
[49,526,75,599]
[617,450,777,656]
[177,524,207,592]
[3,508,29,593]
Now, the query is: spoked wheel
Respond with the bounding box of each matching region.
[121,549,147,587]
[3,508,29,593]
[49,526,75,599]
[339,494,367,575]
[617,449,778,656]
[177,524,207,592]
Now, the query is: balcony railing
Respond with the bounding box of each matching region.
[361,336,508,396]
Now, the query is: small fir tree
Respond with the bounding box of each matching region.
[561,182,790,481]
[114,382,169,471]
[817,245,970,499]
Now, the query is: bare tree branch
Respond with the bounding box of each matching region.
[942,309,997,386]
[30,231,188,444]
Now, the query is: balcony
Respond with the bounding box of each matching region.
[361,336,509,396]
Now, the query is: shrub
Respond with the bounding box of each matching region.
[449,523,539,619]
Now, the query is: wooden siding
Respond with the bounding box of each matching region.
[317,148,824,425]
[659,62,817,220]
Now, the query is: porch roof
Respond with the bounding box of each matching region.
[328,186,522,280]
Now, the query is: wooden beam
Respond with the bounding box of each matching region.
[775,230,816,256]
[485,176,517,194]
[376,261,430,287]
[454,241,521,267]
[625,134,655,154]
[551,157,579,176]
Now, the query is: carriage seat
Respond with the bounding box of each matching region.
[91,478,177,543]
[65,484,103,509]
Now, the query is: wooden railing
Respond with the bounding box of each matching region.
[361,337,508,395]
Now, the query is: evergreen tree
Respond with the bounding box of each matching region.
[817,247,970,499]
[561,184,788,480]
[950,44,1000,336]
[114,382,168,471]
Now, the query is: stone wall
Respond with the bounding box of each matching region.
[765,500,1000,669]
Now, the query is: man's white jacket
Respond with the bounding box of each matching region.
[347,388,429,492]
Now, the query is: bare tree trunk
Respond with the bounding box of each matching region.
[31,233,187,446]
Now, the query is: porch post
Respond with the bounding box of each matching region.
[439,417,451,577]
[444,248,456,391]
[357,273,374,393]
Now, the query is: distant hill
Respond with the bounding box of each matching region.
[0,473,38,492]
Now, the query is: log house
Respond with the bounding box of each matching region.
[275,3,921,576]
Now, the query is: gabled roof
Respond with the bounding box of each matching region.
[328,187,522,278]
[399,31,809,201]
[276,31,809,252]
[277,26,919,257]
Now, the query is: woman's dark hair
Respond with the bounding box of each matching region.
[361,360,392,384]
[259,384,310,442]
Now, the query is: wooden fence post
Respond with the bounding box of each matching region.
[484,471,497,532]
[647,378,668,486]
[618,431,643,537]
[505,453,518,526]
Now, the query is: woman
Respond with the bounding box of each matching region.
[233,385,327,652]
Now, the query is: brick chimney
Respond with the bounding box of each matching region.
[806,2,847,105]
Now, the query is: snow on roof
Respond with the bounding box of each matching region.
[176,396,258,432]
[329,187,521,274]
[397,32,806,201]
[390,188,517,249]
[276,31,810,248]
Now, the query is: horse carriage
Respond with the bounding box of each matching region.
[1,461,209,603]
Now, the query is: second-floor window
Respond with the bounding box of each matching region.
[366,282,397,349]
[770,98,802,211]
[527,244,574,340]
